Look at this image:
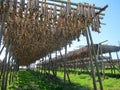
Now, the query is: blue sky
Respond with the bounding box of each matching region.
[0,0,120,60]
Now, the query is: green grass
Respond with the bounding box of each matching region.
[57,72,93,90]
[103,78,120,90]
[57,71,120,90]
[5,68,120,90]
[7,69,83,90]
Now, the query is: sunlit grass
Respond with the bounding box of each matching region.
[6,68,120,90]
[57,72,93,90]
[57,69,120,90]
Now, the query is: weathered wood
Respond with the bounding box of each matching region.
[1,39,9,90]
[0,60,3,79]
[87,26,103,90]
[116,51,120,69]
[4,51,11,90]
[59,49,71,84]
[48,0,102,10]
[85,27,97,90]
[0,2,9,46]
[0,1,108,89]
[0,44,5,54]
[64,46,67,85]
[9,58,13,85]
[0,0,107,66]
[100,46,105,79]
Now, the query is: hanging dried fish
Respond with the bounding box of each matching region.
[87,5,91,18]
[0,0,107,66]
[53,4,57,19]
[94,15,100,32]
[60,3,66,18]
[66,0,71,16]
[5,0,10,4]
[32,0,39,9]
[48,6,52,20]
[80,3,84,16]
[20,0,25,11]
[91,4,95,17]
[27,0,32,9]
[0,0,3,3]
[77,3,80,15]
[13,0,17,9]
[84,3,87,17]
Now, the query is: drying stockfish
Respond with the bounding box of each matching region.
[0,0,107,66]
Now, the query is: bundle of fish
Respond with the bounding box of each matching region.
[0,0,107,65]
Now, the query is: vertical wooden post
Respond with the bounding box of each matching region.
[0,1,10,46]
[0,60,3,79]
[87,26,103,90]
[5,51,11,90]
[116,51,120,69]
[0,44,5,54]
[9,58,14,85]
[40,60,42,74]
[55,51,58,76]
[16,60,19,71]
[96,44,100,71]
[44,57,47,74]
[81,60,89,72]
[1,44,9,90]
[109,52,115,74]
[48,54,51,74]
[64,45,67,86]
[100,46,105,79]
[59,47,71,85]
[0,60,1,78]
[49,53,55,76]
[85,28,97,90]
[42,58,44,74]
[73,62,75,74]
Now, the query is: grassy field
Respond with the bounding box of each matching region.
[7,70,82,90]
[4,69,120,90]
[57,71,120,90]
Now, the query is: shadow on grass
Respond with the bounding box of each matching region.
[77,70,120,79]
[104,73,120,78]
[13,69,89,90]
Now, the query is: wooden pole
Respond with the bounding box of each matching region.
[109,52,114,74]
[1,43,9,90]
[116,51,120,70]
[0,44,5,55]
[55,51,58,76]
[0,60,1,78]
[96,44,100,70]
[4,51,11,90]
[81,59,89,72]
[0,2,10,46]
[0,60,3,79]
[99,45,105,79]
[110,52,116,74]
[48,54,51,74]
[87,26,103,90]
[85,28,97,90]
[47,0,102,10]
[9,58,13,85]
[41,58,44,74]
[49,53,56,76]
[44,57,47,74]
[64,45,67,86]
[59,49,71,84]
